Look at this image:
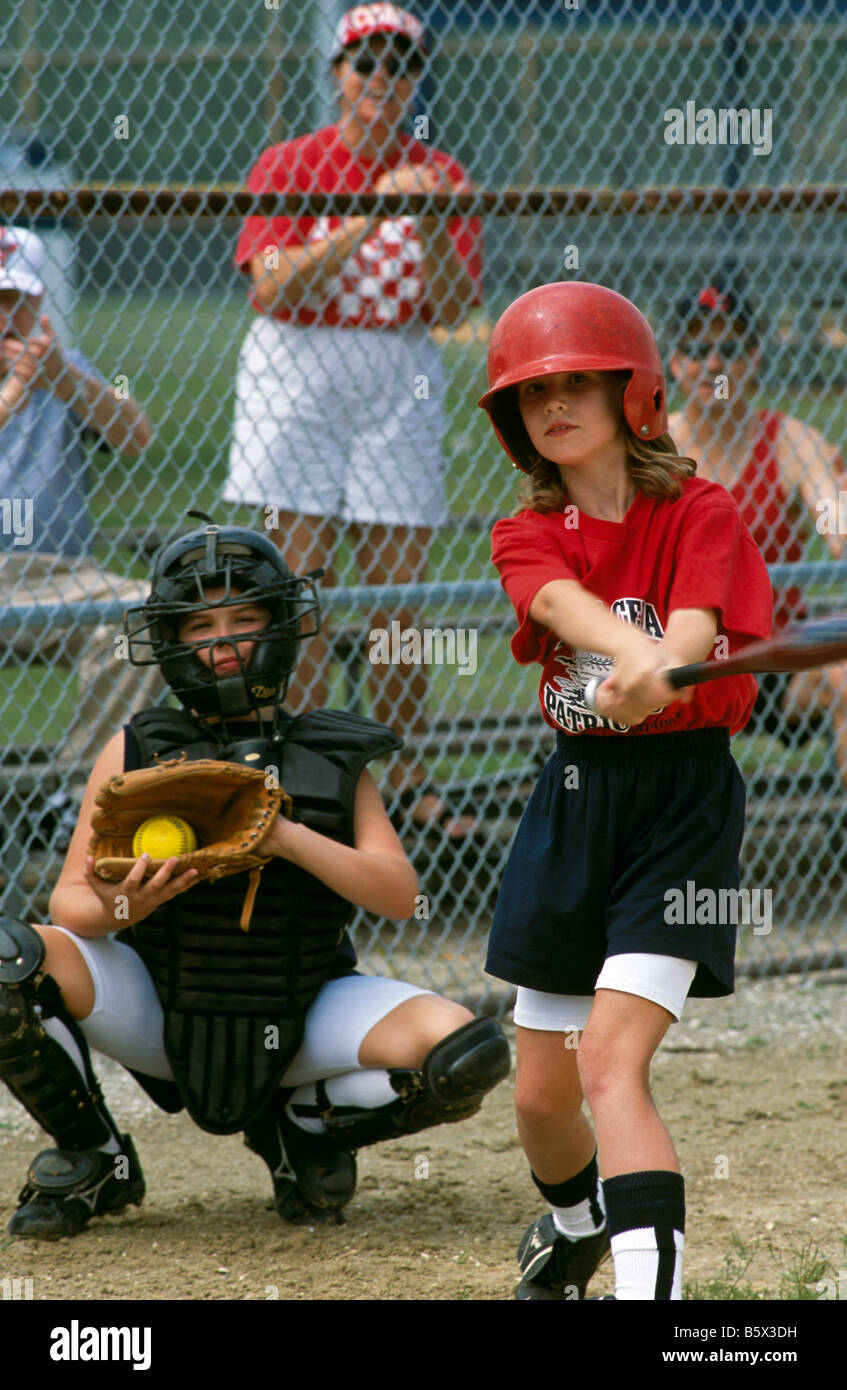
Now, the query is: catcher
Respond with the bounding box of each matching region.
[0,516,509,1239]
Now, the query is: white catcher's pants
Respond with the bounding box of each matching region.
[47,925,432,1085]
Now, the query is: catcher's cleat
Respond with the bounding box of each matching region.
[8,1134,145,1241]
[244,1106,357,1225]
[516,1213,610,1301]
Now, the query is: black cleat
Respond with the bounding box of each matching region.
[516,1213,610,1300]
[8,1135,145,1240]
[245,1109,357,1225]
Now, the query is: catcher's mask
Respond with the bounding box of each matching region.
[125,517,322,720]
[477,281,668,471]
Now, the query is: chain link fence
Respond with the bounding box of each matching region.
[1,0,847,1009]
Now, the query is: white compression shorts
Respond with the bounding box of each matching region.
[224,317,447,528]
[513,953,699,1032]
[46,926,432,1085]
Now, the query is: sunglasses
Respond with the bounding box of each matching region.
[678,339,752,360]
[348,47,423,80]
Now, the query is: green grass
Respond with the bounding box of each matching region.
[76,295,511,553]
[74,287,847,575]
[78,296,244,534]
[73,291,847,585]
[0,666,80,746]
[13,291,847,751]
[685,1234,837,1301]
[74,290,847,537]
[12,296,510,745]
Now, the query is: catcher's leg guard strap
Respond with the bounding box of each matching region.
[321,1017,511,1150]
[0,917,120,1150]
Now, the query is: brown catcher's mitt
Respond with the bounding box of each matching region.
[89,756,291,930]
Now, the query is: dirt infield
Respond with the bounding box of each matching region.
[1,973,845,1302]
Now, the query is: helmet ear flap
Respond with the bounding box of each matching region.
[488,386,538,473]
[623,369,668,441]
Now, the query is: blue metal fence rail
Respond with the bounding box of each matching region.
[2,562,843,634]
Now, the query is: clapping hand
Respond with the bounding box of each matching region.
[1,314,65,392]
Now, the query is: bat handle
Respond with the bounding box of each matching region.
[585,667,693,713]
[665,664,699,690]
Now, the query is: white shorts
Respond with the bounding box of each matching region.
[513,953,698,1032]
[47,926,432,1085]
[224,317,447,528]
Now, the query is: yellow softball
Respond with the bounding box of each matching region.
[132,816,197,859]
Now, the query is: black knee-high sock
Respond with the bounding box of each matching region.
[603,1170,685,1300]
[532,1154,606,1238]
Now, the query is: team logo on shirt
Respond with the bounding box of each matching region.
[542,597,665,733]
[609,596,664,638]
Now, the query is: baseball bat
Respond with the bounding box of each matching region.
[583,614,847,714]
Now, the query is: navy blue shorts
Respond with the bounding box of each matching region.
[487,728,746,999]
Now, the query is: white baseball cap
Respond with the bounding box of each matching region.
[331,4,426,60]
[0,227,46,296]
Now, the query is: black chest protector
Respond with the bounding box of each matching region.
[123,706,402,1135]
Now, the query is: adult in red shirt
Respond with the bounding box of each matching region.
[479,282,772,1304]
[224,4,483,839]
[668,284,847,778]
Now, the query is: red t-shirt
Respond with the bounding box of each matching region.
[491,477,773,737]
[234,125,483,329]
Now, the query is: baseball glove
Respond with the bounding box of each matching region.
[88,756,291,931]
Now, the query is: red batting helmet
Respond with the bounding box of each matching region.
[478,281,668,471]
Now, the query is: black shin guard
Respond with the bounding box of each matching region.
[0,917,120,1150]
[319,1017,511,1150]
